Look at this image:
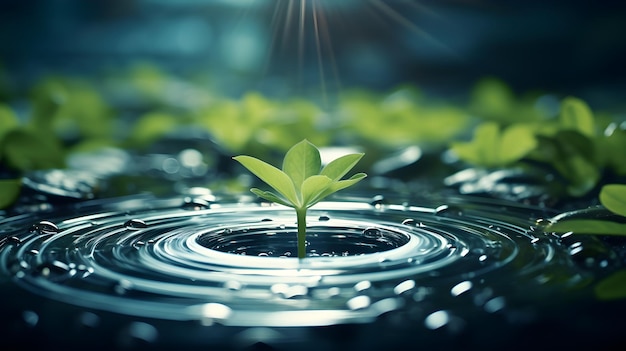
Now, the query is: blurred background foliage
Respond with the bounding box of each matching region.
[1,1,625,209]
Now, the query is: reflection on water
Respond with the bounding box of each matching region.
[1,192,623,349]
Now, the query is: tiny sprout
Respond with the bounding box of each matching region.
[233,139,367,259]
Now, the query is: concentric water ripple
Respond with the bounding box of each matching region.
[1,191,618,349]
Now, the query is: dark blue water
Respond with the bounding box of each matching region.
[0,191,624,350]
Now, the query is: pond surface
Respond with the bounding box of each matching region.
[1,190,624,350]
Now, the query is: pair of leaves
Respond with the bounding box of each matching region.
[233,139,366,209]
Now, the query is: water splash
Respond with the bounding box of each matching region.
[0,192,622,349]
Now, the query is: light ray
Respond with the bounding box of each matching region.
[368,0,454,55]
[312,0,328,105]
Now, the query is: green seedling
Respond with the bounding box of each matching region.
[233,139,367,259]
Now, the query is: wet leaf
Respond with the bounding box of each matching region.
[595,270,626,300]
[547,219,626,236]
[0,178,21,209]
[600,184,626,217]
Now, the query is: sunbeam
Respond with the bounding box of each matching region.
[260,0,454,104]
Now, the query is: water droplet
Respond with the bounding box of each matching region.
[327,287,341,297]
[393,279,416,295]
[484,296,506,313]
[318,215,330,221]
[401,218,416,225]
[363,227,381,238]
[424,310,449,329]
[534,218,553,228]
[347,295,371,310]
[124,219,148,230]
[113,279,134,295]
[450,281,473,297]
[354,280,372,292]
[77,312,100,328]
[270,283,308,299]
[34,260,73,281]
[119,322,158,346]
[224,280,243,291]
[369,195,385,208]
[435,205,463,216]
[8,236,22,245]
[22,310,39,327]
[198,303,233,326]
[8,259,30,276]
[30,220,59,234]
[182,197,210,210]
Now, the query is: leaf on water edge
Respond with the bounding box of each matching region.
[547,219,626,236]
[595,270,626,300]
[560,97,595,137]
[321,153,365,181]
[233,156,299,206]
[600,184,626,217]
[282,139,321,189]
[0,179,21,209]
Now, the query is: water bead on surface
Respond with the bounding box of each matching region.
[124,219,148,230]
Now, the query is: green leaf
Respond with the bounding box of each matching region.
[282,139,321,189]
[0,178,22,209]
[301,175,333,206]
[595,270,626,300]
[130,112,180,147]
[1,128,65,171]
[450,122,536,168]
[316,173,367,202]
[321,153,365,181]
[498,124,537,165]
[0,104,19,138]
[250,188,292,207]
[560,97,595,137]
[547,219,626,236]
[600,184,626,217]
[233,155,299,206]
